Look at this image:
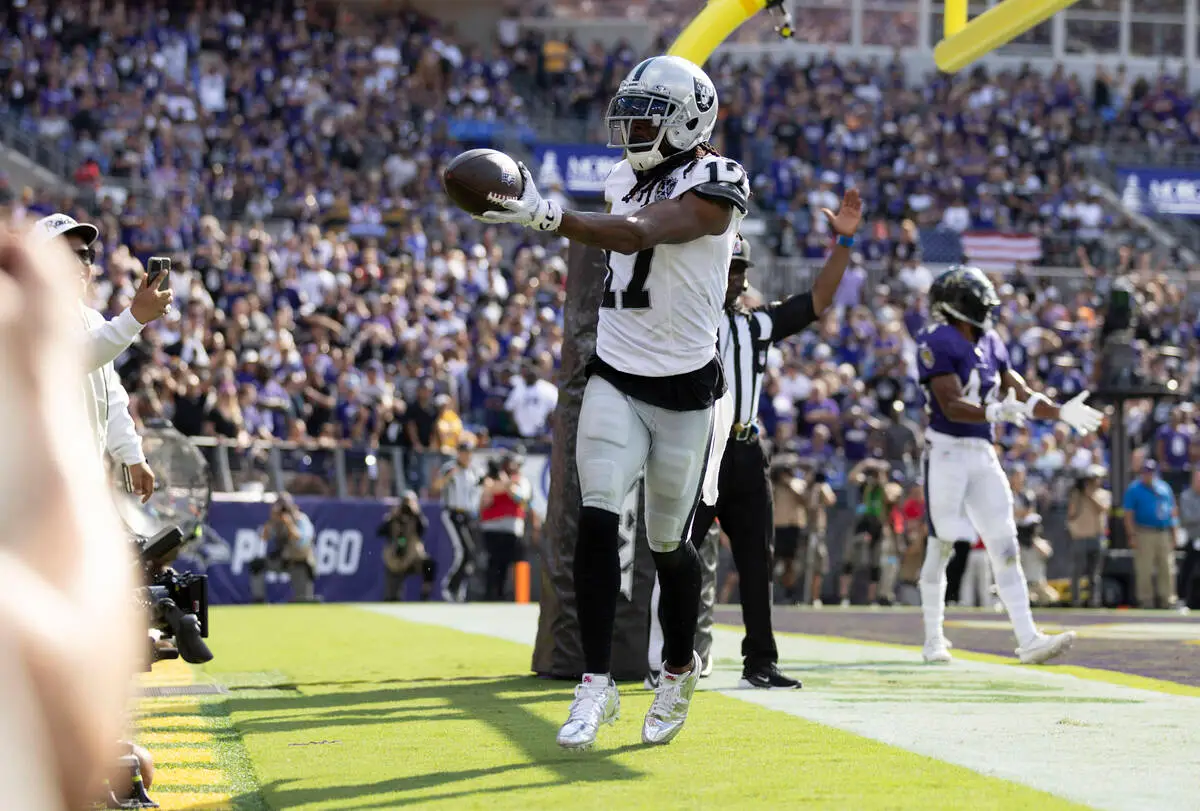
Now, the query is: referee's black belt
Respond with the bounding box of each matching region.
[445,507,473,515]
[730,422,761,443]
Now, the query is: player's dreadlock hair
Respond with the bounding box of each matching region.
[622,142,722,207]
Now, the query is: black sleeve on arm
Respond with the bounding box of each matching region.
[690,181,749,214]
[763,292,818,342]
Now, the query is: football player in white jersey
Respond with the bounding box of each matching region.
[916,267,1103,666]
[476,55,749,749]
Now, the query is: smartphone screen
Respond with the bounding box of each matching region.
[148,257,171,290]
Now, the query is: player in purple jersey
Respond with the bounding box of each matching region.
[916,267,1103,665]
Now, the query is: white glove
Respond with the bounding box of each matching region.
[473,162,563,232]
[985,388,1027,428]
[1058,390,1103,436]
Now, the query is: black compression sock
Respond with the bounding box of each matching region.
[651,541,702,671]
[574,506,621,675]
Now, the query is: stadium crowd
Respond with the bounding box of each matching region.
[2,1,1196,250]
[1,1,1199,516]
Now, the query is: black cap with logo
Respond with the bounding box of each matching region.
[731,234,754,268]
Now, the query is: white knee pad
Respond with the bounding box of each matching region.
[919,537,957,584]
[985,537,1022,575]
[648,537,681,554]
[645,445,700,548]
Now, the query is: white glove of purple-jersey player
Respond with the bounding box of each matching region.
[985,388,1027,428]
[473,162,564,232]
[1058,390,1103,436]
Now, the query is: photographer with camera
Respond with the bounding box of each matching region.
[249,493,317,603]
[479,450,533,601]
[802,468,837,606]
[770,458,807,603]
[378,490,436,601]
[1067,464,1111,607]
[33,214,172,504]
[772,460,835,606]
[840,457,902,606]
[431,438,482,602]
[1019,512,1059,605]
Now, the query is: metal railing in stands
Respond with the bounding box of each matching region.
[188,436,549,497]
[0,114,66,176]
[1101,143,1200,169]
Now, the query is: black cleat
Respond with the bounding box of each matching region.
[739,664,802,690]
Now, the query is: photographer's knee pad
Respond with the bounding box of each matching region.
[841,561,855,577]
[248,558,266,575]
[870,566,882,583]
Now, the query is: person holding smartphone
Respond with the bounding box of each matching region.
[33,214,173,503]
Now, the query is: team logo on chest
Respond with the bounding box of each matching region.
[655,177,678,201]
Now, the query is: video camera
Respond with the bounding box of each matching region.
[132,527,212,667]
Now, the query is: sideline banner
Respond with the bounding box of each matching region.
[534,144,620,199]
[179,498,453,604]
[1117,166,1200,216]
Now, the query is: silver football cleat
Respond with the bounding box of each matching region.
[1016,631,1076,665]
[556,674,620,750]
[922,640,953,664]
[642,651,701,745]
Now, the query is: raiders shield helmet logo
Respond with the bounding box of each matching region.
[693,78,715,113]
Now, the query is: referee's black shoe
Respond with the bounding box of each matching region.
[739,664,802,690]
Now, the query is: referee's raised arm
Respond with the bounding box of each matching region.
[758,188,864,343]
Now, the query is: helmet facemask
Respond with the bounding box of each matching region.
[606,91,684,172]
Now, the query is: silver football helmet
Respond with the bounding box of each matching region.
[605,55,719,172]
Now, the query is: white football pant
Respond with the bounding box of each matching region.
[919,432,1038,647]
[576,376,714,553]
[959,547,994,608]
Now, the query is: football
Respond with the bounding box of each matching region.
[442,149,524,216]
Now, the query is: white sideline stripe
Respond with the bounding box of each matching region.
[365,603,1200,811]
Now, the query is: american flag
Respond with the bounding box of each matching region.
[960,232,1043,270]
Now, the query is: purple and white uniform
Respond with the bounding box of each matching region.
[915,323,1016,547]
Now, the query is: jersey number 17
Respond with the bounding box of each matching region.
[601,248,654,310]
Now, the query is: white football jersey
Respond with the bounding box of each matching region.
[598,154,749,377]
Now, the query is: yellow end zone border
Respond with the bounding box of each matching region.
[134,660,236,810]
[715,623,1200,698]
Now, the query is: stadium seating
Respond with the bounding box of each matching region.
[0,0,1196,530]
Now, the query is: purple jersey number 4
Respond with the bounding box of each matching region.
[916,323,1009,441]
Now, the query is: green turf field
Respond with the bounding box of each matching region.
[137,605,1103,811]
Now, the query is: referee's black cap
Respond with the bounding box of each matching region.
[731,234,754,268]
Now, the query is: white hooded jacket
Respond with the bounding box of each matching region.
[33,213,146,466]
[82,304,145,466]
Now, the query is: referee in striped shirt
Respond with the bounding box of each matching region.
[432,438,482,602]
[689,189,862,689]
